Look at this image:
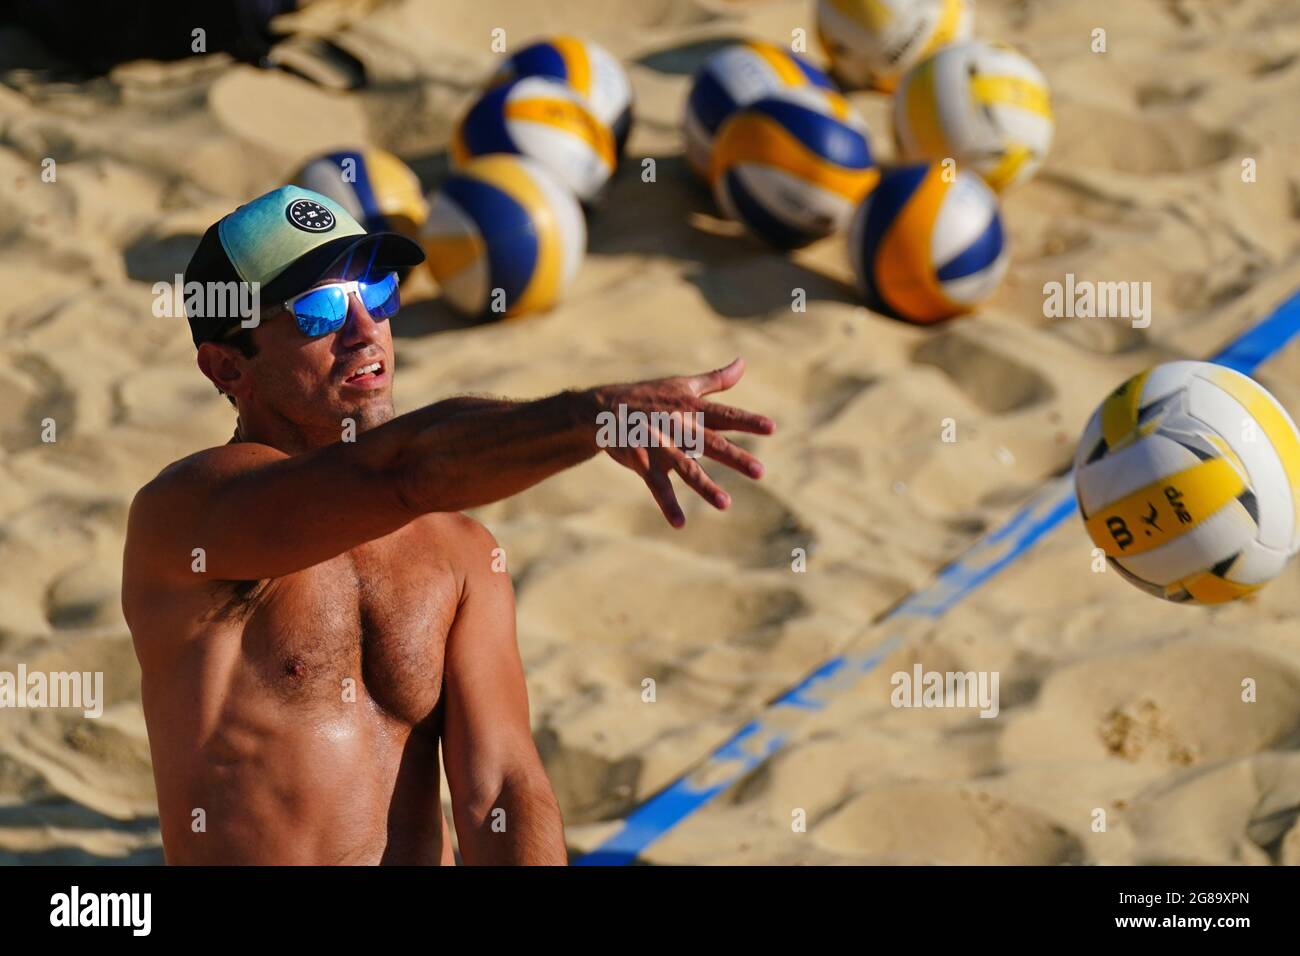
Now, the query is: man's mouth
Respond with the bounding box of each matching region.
[341,359,387,388]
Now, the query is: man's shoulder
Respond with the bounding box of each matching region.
[408,511,498,552]
[151,441,290,489]
[407,512,504,583]
[131,442,286,515]
[126,443,288,560]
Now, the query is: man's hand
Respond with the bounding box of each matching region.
[579,358,775,527]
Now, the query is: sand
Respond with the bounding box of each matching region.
[2,0,1300,865]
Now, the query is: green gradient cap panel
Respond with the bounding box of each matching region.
[217,185,366,287]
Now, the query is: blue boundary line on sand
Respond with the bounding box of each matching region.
[575,290,1300,866]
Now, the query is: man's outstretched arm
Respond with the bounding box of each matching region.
[441,518,565,865]
[126,359,773,583]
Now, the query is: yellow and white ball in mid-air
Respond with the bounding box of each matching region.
[816,0,972,93]
[894,39,1053,191]
[1074,361,1300,605]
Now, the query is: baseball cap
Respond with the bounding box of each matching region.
[183,184,425,346]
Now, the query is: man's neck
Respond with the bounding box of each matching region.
[227,411,336,455]
[229,404,392,454]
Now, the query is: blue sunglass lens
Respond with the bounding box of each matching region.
[291,286,348,337]
[359,272,400,319]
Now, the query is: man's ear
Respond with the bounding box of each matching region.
[197,342,246,402]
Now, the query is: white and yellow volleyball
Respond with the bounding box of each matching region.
[816,0,973,93]
[711,87,877,248]
[421,154,586,319]
[453,76,616,203]
[894,39,1053,191]
[292,148,429,239]
[1074,362,1300,605]
[492,36,634,158]
[847,162,1007,323]
[684,40,838,180]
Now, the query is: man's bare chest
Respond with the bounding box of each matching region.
[220,535,459,728]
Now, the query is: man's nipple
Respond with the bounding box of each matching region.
[283,655,307,680]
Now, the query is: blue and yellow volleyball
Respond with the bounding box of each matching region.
[848,163,1007,324]
[292,148,428,239]
[453,76,616,204]
[420,154,586,319]
[816,0,972,93]
[492,36,634,158]
[894,40,1054,191]
[711,87,877,249]
[684,40,838,180]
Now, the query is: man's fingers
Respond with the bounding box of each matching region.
[643,468,685,528]
[658,445,729,511]
[701,431,765,479]
[602,359,772,526]
[687,357,745,397]
[700,400,776,435]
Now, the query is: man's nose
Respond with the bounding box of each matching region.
[339,289,382,343]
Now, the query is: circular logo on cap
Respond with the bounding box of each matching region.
[286,198,335,233]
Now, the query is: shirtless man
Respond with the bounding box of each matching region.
[121,186,773,865]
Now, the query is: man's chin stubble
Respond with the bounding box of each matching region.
[346,398,396,431]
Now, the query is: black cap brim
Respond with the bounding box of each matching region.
[259,231,425,305]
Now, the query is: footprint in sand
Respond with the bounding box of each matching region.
[1055,103,1244,175]
[812,782,1083,864]
[1120,753,1300,864]
[1001,639,1300,767]
[912,331,1054,414]
[516,537,805,649]
[1134,81,1207,109]
[45,561,123,630]
[802,369,879,428]
[0,353,74,455]
[622,477,812,570]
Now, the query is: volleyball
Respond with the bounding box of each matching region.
[1074,362,1300,605]
[847,163,1006,323]
[711,87,877,249]
[291,148,428,239]
[492,36,634,158]
[894,39,1053,191]
[816,0,973,93]
[421,154,586,318]
[684,40,837,180]
[452,76,616,204]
